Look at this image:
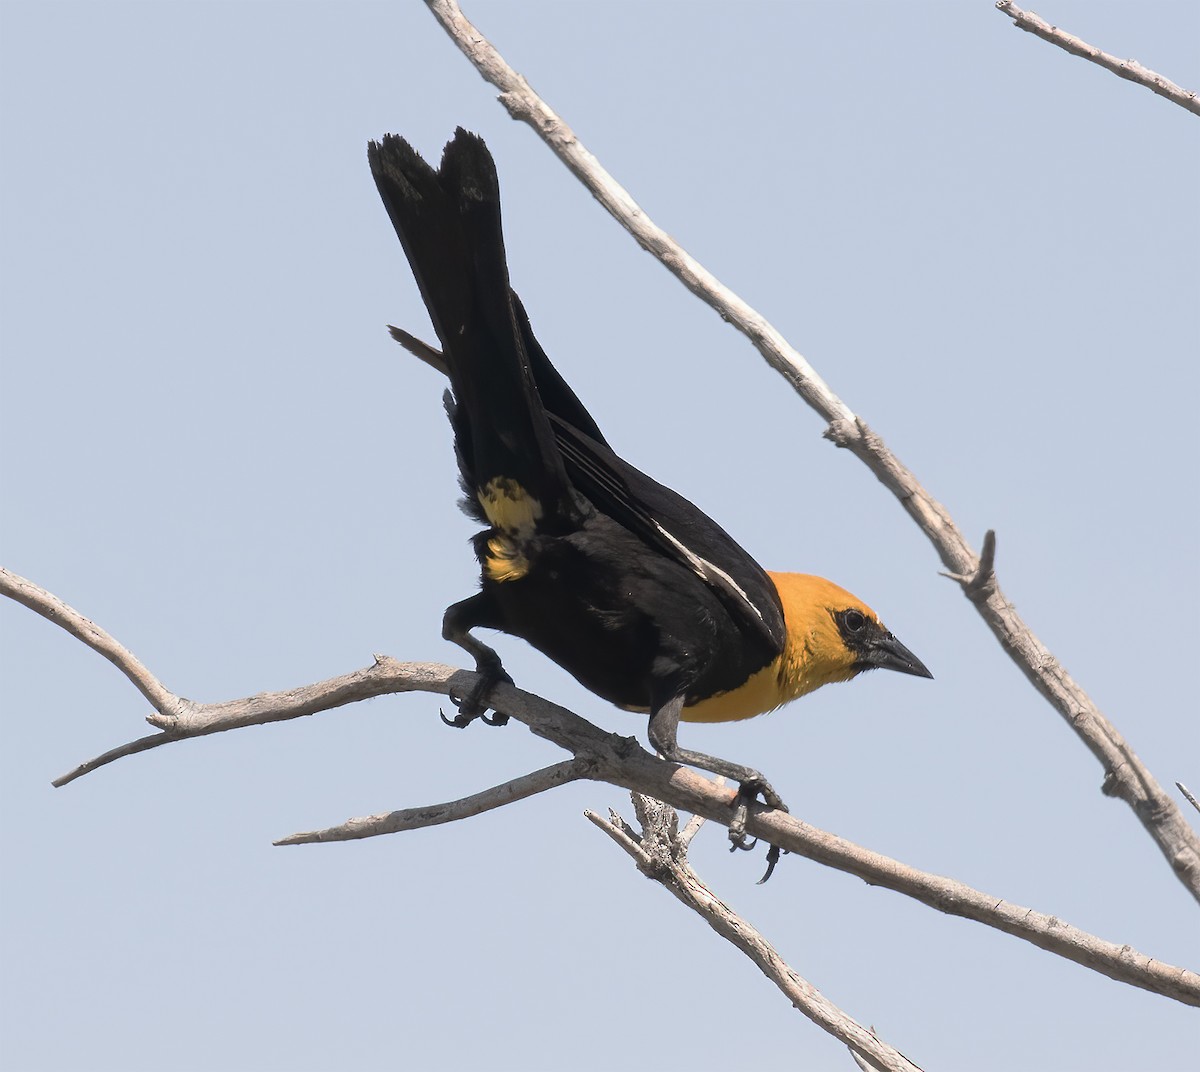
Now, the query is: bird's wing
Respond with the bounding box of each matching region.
[550,415,787,655]
[383,320,785,654]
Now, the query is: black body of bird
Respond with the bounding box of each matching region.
[367,129,931,861]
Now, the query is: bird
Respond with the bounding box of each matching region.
[367,128,932,873]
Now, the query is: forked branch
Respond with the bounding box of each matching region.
[421,0,1200,903]
[588,796,922,1072]
[4,564,1198,1005]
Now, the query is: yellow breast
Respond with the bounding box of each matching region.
[680,572,872,724]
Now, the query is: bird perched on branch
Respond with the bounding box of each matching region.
[367,129,931,873]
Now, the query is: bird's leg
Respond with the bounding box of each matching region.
[647,694,788,880]
[441,595,513,728]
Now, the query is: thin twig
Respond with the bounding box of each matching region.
[677,812,707,849]
[53,731,185,788]
[276,759,592,844]
[420,0,1200,904]
[6,567,1197,1006]
[588,797,922,1072]
[49,655,472,786]
[995,1,1200,116]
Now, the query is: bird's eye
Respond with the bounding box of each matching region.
[843,609,867,633]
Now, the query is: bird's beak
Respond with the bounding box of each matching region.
[861,632,933,679]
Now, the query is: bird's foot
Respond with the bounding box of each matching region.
[646,720,789,883]
[727,775,789,884]
[441,658,514,729]
[727,774,787,839]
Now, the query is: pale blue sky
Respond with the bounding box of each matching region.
[2,2,1197,1070]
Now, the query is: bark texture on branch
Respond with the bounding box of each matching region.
[995,1,1200,115]
[588,796,923,1072]
[275,760,592,844]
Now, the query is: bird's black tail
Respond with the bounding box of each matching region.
[368,130,576,533]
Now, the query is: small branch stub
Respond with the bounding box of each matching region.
[941,530,998,600]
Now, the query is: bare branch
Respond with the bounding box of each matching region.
[48,656,475,785]
[423,0,850,426]
[588,797,922,1072]
[53,731,185,789]
[995,1,1200,116]
[420,0,1200,904]
[5,567,1197,1005]
[851,1050,890,1072]
[50,656,622,789]
[0,566,180,715]
[389,324,449,376]
[276,759,591,844]
[677,778,722,849]
[596,760,1200,1007]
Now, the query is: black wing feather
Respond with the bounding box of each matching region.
[549,416,786,654]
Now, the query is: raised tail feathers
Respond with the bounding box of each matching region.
[369,129,576,534]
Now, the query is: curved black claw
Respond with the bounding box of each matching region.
[756,844,785,885]
[728,776,789,883]
[480,710,510,727]
[440,706,474,729]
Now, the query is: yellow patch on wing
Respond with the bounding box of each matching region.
[479,476,542,535]
[478,477,540,584]
[484,534,529,583]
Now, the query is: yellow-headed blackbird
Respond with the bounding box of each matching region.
[368,130,931,853]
